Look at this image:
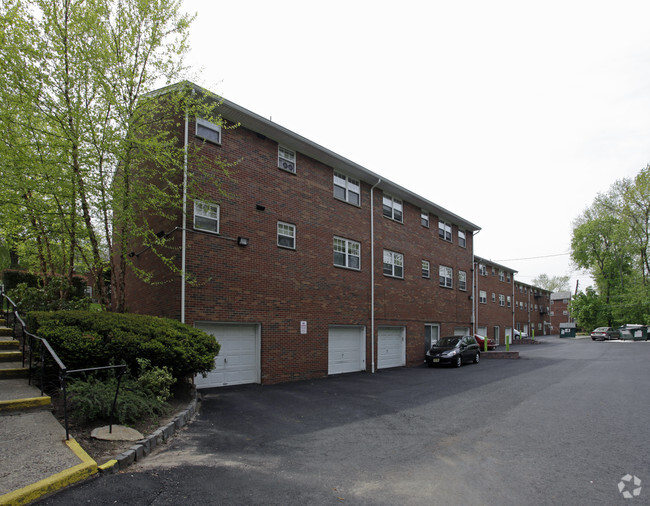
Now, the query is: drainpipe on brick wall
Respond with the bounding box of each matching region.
[181,111,189,324]
[370,177,381,374]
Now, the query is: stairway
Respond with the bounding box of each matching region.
[0,317,51,412]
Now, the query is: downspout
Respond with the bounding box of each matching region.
[471,230,480,336]
[181,111,189,323]
[370,177,381,374]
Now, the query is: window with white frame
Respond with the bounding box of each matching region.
[195,118,221,145]
[333,237,360,270]
[333,171,360,205]
[507,273,511,282]
[277,221,296,249]
[499,270,505,281]
[383,250,404,278]
[278,146,296,173]
[439,265,453,288]
[479,263,487,276]
[422,260,430,278]
[438,220,452,241]
[499,294,505,306]
[421,210,429,228]
[193,200,219,233]
[458,229,466,248]
[458,270,467,291]
[479,290,487,304]
[507,295,511,307]
[492,292,496,303]
[382,195,403,222]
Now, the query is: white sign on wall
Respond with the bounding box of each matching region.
[300,321,307,334]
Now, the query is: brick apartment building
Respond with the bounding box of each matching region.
[549,291,572,334]
[125,82,482,387]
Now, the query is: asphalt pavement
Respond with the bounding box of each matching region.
[36,336,650,505]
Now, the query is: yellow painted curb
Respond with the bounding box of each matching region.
[98,460,118,472]
[0,396,51,412]
[0,438,97,505]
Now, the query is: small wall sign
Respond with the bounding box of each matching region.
[300,321,307,334]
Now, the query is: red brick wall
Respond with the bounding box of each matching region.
[125,115,474,383]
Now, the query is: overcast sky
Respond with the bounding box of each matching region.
[181,0,650,293]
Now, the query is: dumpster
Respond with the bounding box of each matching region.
[619,324,648,341]
[559,322,576,338]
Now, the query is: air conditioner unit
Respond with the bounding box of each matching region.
[279,159,295,172]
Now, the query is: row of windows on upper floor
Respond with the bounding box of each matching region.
[194,200,469,290]
[477,264,512,282]
[195,118,467,248]
[478,290,550,312]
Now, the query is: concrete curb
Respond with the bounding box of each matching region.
[0,438,97,505]
[0,395,52,413]
[97,395,199,475]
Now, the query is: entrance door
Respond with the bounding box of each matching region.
[493,326,500,345]
[424,323,440,354]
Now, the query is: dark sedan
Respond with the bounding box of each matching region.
[426,335,480,368]
[590,327,620,340]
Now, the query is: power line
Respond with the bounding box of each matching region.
[494,252,571,262]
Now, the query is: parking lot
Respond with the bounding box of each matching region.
[40,336,650,505]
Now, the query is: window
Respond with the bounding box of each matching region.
[382,195,403,222]
[277,222,296,249]
[333,237,360,270]
[383,250,404,278]
[499,270,505,281]
[507,296,511,307]
[479,263,487,276]
[499,294,505,307]
[333,171,360,205]
[507,273,511,282]
[479,290,487,304]
[421,211,429,228]
[278,146,296,173]
[492,292,496,303]
[196,118,221,145]
[438,220,452,241]
[458,230,466,248]
[458,271,467,291]
[422,260,430,278]
[439,265,453,288]
[194,200,219,233]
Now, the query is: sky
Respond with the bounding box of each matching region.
[181,0,650,293]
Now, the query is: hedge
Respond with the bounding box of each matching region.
[26,311,220,381]
[2,269,87,298]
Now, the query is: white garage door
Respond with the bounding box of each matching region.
[194,323,260,389]
[328,326,365,375]
[377,326,405,369]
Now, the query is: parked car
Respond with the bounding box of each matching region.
[590,327,620,340]
[474,334,496,350]
[426,335,480,368]
[512,329,528,339]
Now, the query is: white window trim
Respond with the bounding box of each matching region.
[277,221,296,249]
[438,220,452,242]
[458,229,466,248]
[195,117,222,145]
[422,260,430,278]
[333,171,361,206]
[333,236,361,270]
[458,270,467,291]
[382,195,403,223]
[479,290,487,304]
[421,210,429,228]
[383,250,404,278]
[439,265,453,288]
[278,146,296,173]
[193,200,220,234]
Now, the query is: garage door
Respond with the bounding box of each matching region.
[193,323,260,388]
[328,326,365,375]
[377,326,405,369]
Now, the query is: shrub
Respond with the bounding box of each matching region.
[136,358,175,403]
[8,279,91,312]
[67,372,168,426]
[27,310,219,381]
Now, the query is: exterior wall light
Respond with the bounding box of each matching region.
[237,237,249,247]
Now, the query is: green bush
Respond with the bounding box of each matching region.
[8,279,91,312]
[67,373,168,426]
[136,358,175,403]
[2,270,87,297]
[27,310,219,381]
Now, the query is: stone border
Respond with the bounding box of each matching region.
[98,394,200,475]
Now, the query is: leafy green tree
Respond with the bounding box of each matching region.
[0,0,232,311]
[531,274,570,293]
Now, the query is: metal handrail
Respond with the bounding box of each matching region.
[1,286,127,440]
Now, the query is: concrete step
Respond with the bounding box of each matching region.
[0,327,13,337]
[0,351,22,362]
[0,362,29,378]
[0,339,20,349]
[0,395,51,413]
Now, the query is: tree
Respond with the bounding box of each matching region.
[531,274,570,293]
[0,0,231,311]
